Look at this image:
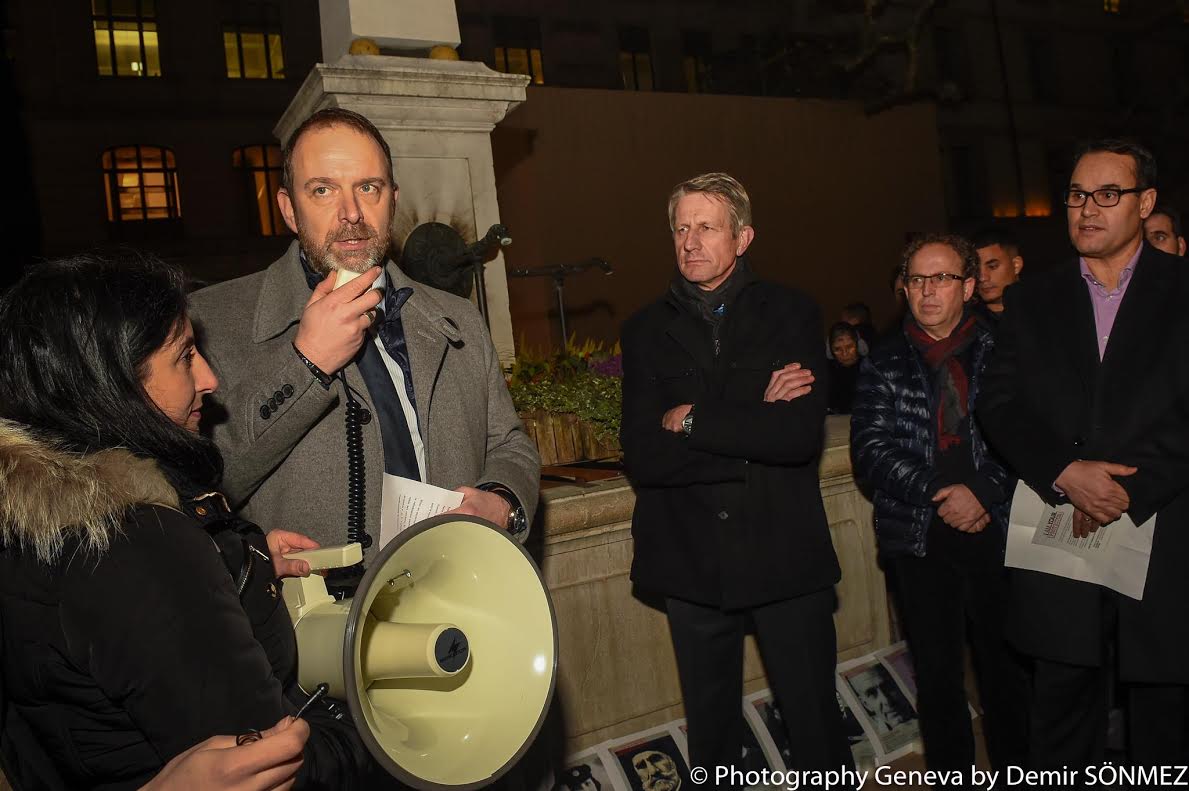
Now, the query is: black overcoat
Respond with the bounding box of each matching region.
[620,279,840,610]
[977,244,1189,683]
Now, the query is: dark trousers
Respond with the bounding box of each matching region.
[893,523,1028,773]
[1026,585,1189,771]
[665,587,852,776]
[1030,661,1189,768]
[1028,658,1109,770]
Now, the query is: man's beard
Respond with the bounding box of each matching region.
[300,219,392,275]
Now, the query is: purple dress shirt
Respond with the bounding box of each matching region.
[1080,244,1143,359]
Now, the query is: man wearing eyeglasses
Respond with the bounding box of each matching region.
[851,234,1027,775]
[978,139,1189,767]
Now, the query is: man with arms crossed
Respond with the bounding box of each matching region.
[978,140,1189,766]
[621,173,850,778]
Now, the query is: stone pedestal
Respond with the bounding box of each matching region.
[276,56,529,365]
[537,415,888,754]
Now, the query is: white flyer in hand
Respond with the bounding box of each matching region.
[1005,481,1155,600]
[379,474,463,549]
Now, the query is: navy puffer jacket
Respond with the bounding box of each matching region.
[850,320,1012,558]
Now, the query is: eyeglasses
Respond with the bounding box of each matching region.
[904,273,967,290]
[1063,187,1146,208]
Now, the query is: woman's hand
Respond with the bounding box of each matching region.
[142,716,309,791]
[265,530,320,578]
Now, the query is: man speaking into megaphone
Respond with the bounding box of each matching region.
[191,108,540,569]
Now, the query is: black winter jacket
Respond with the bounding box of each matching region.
[620,278,840,609]
[0,420,370,790]
[850,320,1011,558]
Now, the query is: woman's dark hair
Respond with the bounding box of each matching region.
[829,321,860,347]
[0,252,222,487]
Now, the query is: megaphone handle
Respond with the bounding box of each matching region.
[284,543,364,571]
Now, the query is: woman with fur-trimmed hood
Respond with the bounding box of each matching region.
[0,254,377,789]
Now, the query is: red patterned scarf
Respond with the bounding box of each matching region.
[905,314,979,451]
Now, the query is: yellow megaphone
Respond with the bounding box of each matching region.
[282,514,558,790]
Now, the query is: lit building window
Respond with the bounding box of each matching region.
[102,145,181,222]
[224,4,285,79]
[1104,0,1121,12]
[682,31,711,93]
[233,145,285,236]
[493,16,544,85]
[93,0,161,78]
[618,26,653,91]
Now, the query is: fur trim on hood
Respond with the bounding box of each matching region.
[0,419,179,563]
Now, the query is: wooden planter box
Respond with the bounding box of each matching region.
[520,410,620,466]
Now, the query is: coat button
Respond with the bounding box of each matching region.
[358,408,372,425]
[282,384,294,397]
[274,390,285,402]
[195,506,207,516]
[260,404,271,419]
[718,510,729,520]
[268,397,278,410]
[1072,436,1084,447]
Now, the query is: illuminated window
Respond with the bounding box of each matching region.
[102,146,181,222]
[224,4,285,79]
[618,26,653,91]
[682,31,711,93]
[493,16,544,85]
[93,0,161,78]
[233,145,285,236]
[1104,0,1120,12]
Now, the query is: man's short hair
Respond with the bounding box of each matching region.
[1150,204,1184,238]
[668,172,752,237]
[969,226,1021,258]
[900,233,979,281]
[1072,138,1157,191]
[282,107,396,193]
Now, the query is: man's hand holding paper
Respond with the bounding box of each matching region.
[1054,459,1137,530]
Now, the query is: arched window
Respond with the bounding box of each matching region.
[233,145,284,236]
[102,145,181,222]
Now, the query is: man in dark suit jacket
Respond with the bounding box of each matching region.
[978,139,1189,766]
[620,173,851,774]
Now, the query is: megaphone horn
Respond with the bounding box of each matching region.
[283,515,557,791]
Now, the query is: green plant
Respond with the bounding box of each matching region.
[508,337,623,442]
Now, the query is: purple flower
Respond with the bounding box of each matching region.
[589,354,623,378]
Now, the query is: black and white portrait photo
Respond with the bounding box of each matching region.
[552,751,616,791]
[843,663,915,735]
[613,734,690,791]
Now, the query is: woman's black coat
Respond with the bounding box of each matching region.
[0,420,369,790]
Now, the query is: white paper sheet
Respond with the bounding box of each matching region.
[1006,481,1155,600]
[378,474,463,549]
